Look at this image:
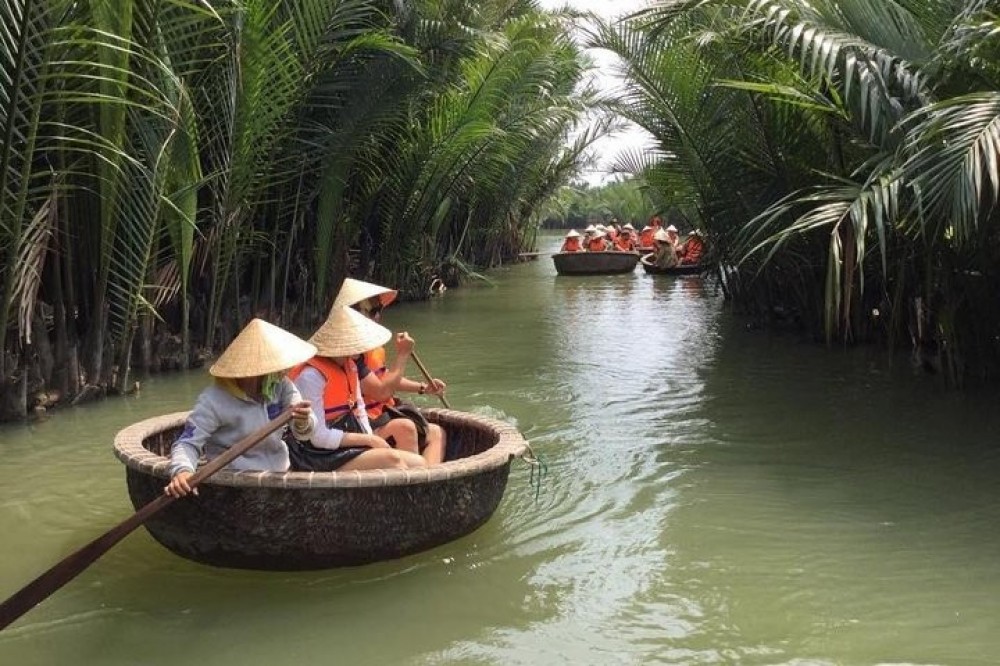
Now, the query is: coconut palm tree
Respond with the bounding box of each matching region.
[601,0,1000,383]
[0,0,597,419]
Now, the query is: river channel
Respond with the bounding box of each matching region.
[3,234,1000,665]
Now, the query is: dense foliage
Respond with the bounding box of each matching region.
[599,0,1000,384]
[538,179,661,229]
[0,0,599,418]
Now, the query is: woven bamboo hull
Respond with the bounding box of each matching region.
[552,251,640,275]
[640,254,703,275]
[114,409,527,570]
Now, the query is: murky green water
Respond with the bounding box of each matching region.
[3,235,1000,665]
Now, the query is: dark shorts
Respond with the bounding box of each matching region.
[369,411,392,429]
[286,438,368,472]
[373,404,431,453]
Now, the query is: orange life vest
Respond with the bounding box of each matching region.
[639,229,655,247]
[288,356,361,427]
[586,237,606,251]
[362,347,396,419]
[680,236,704,265]
[561,238,582,252]
[614,236,635,252]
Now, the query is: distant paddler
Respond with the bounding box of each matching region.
[652,228,680,269]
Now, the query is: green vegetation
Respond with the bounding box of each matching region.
[538,179,664,229]
[599,0,1000,384]
[0,0,598,418]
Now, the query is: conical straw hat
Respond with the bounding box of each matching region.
[653,229,670,243]
[332,278,399,309]
[209,319,317,378]
[565,229,581,238]
[310,305,392,358]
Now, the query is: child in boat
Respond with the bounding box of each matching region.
[333,277,448,465]
[288,305,428,472]
[560,229,583,252]
[165,319,317,498]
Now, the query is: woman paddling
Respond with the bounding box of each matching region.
[287,305,428,471]
[165,319,318,498]
[652,228,679,269]
[334,278,447,465]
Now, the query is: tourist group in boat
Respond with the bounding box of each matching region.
[165,279,448,498]
[560,216,704,270]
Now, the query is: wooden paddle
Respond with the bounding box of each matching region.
[411,351,451,409]
[0,410,293,631]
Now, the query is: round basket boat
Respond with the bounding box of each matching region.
[113,409,528,570]
[552,250,640,275]
[639,253,704,275]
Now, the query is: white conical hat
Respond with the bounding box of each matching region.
[565,229,581,238]
[584,224,597,233]
[622,223,635,231]
[666,224,678,232]
[332,277,399,309]
[654,229,671,243]
[310,305,392,358]
[209,319,317,378]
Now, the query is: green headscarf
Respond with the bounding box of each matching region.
[261,372,283,402]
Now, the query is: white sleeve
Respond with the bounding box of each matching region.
[278,376,316,439]
[292,367,345,450]
[169,390,219,476]
[354,374,373,435]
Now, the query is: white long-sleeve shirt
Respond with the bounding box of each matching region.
[293,364,373,450]
[169,377,316,476]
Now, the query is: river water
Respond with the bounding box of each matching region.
[3,235,1000,665]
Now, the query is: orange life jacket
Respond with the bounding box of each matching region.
[362,347,396,419]
[639,229,655,247]
[288,356,361,427]
[680,236,704,265]
[614,236,635,252]
[561,238,582,252]
[586,237,606,251]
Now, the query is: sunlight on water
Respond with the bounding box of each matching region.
[3,233,1000,665]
